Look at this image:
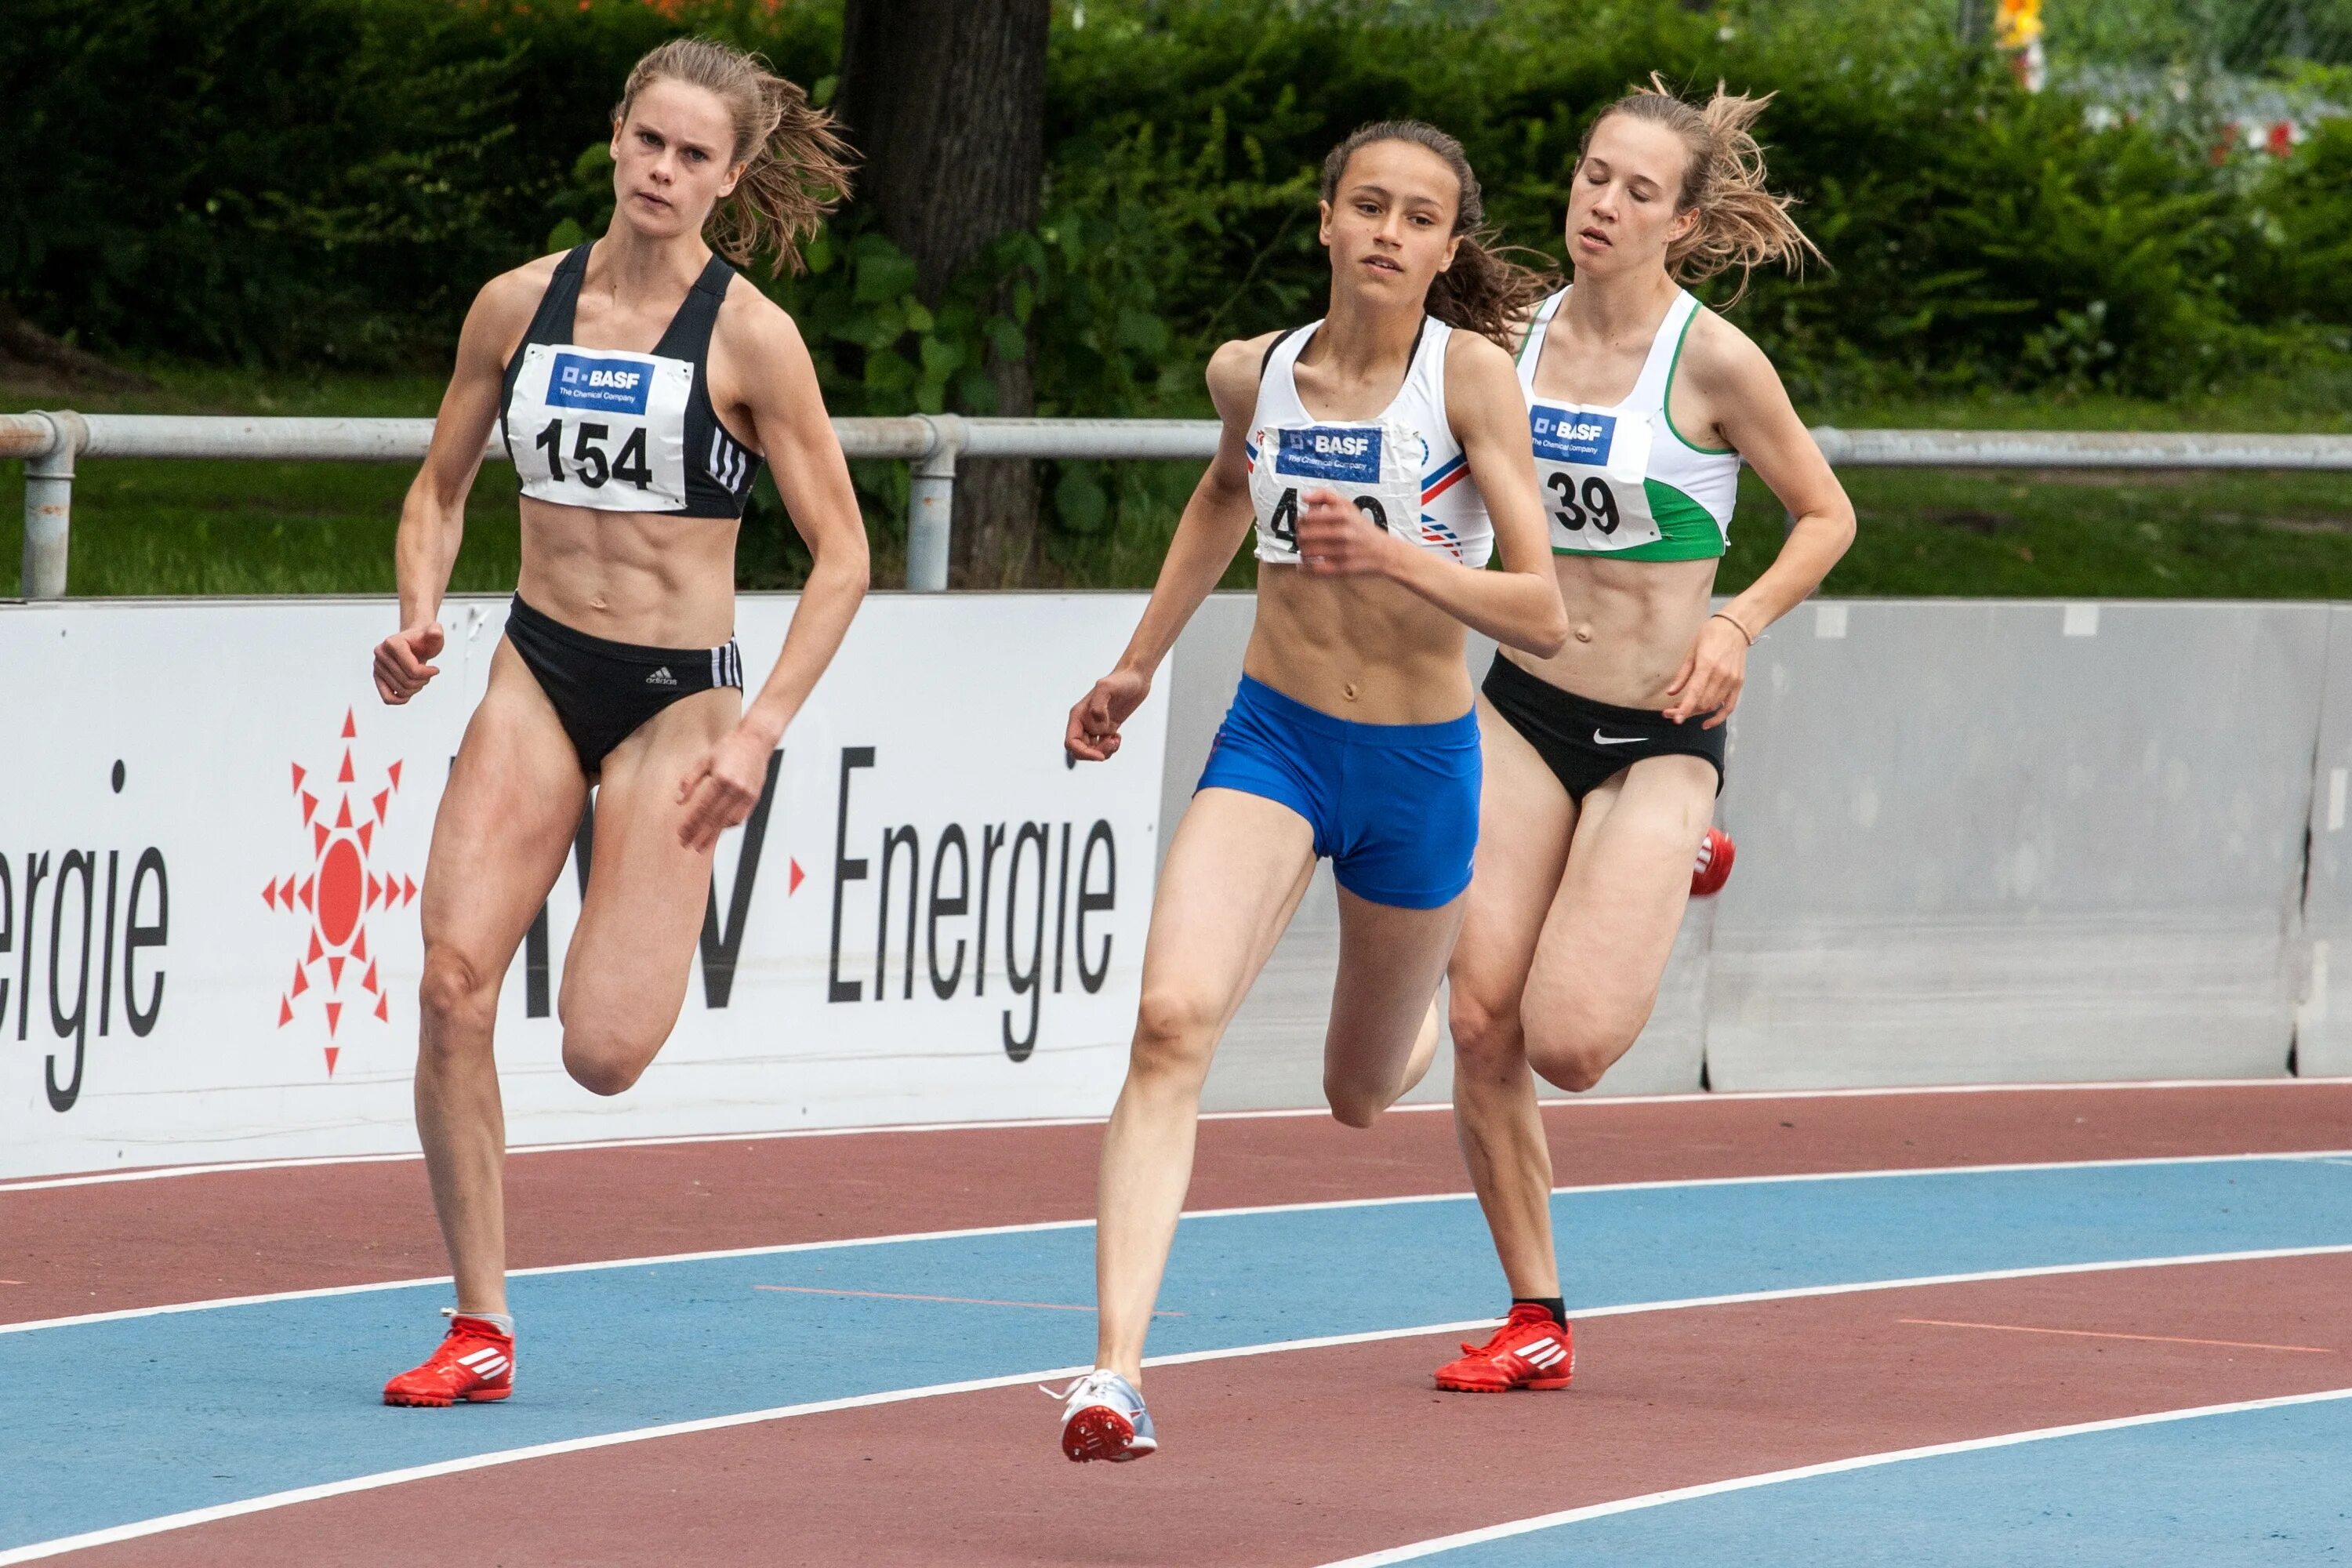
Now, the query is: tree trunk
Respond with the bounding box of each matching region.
[837,0,1051,586]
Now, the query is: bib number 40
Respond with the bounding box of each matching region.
[1547,472,1621,535]
[1268,487,1392,548]
[535,418,654,491]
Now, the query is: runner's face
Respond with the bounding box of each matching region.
[610,79,745,242]
[1566,115,1698,278]
[1318,140,1464,308]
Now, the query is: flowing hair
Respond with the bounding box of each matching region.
[1318,121,1559,348]
[614,38,855,274]
[1579,74,1823,303]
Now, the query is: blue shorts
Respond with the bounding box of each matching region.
[1196,676,1480,910]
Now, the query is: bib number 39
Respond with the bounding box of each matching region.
[1269,487,1390,548]
[1548,472,1622,535]
[533,418,654,492]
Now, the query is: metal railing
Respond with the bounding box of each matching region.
[5,409,2351,599]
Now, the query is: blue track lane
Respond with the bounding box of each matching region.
[1403,1392,2352,1566]
[3,1156,2349,1552]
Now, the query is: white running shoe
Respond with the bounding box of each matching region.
[1046,1369,1158,1463]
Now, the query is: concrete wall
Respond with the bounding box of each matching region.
[1162,596,2332,1109]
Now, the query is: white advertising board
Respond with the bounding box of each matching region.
[0,593,1167,1178]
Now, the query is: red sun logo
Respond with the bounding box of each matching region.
[263,708,416,1076]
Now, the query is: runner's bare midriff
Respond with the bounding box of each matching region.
[1244,562,1475,724]
[1500,552,1717,710]
[514,496,740,649]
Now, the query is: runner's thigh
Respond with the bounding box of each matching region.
[1138,787,1318,1040]
[557,686,742,1050]
[419,641,589,978]
[1325,887,1464,1089]
[1449,695,1577,1029]
[1523,752,1715,1055]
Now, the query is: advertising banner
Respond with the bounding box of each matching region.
[0,593,1166,1178]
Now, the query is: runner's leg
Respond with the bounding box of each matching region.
[1094,787,1316,1384]
[1445,699,1576,1299]
[415,641,590,1316]
[1520,753,1716,1091]
[557,684,742,1094]
[1321,888,1465,1127]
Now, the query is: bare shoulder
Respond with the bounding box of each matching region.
[1206,332,1280,419]
[716,272,806,357]
[1680,305,1778,397]
[470,252,564,332]
[1443,325,1518,379]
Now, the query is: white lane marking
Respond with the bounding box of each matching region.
[8,1149,2351,1338]
[1319,1385,2352,1566]
[5,1248,2350,1565]
[9,1077,2347,1192]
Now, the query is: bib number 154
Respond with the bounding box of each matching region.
[534,418,654,491]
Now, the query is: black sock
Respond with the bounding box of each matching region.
[1514,1296,1567,1327]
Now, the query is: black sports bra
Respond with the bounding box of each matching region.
[499,245,761,519]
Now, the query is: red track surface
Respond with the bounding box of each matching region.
[65,1253,2352,1566]
[5,1083,2348,1325]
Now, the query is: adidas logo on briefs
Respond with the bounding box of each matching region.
[1518,1335,1569,1371]
[645,666,678,687]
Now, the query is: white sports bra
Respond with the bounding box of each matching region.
[1517,287,1740,561]
[1244,317,1493,568]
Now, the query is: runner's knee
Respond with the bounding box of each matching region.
[1524,1007,1639,1094]
[560,1025,662,1097]
[416,946,496,1049]
[1448,990,1523,1076]
[1128,985,1218,1087]
[1322,1068,1393,1130]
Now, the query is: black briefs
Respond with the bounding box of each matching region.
[1481,652,1725,802]
[503,594,742,772]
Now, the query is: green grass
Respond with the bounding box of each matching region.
[7,363,2351,598]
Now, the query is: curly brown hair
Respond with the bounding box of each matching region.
[1318,121,1559,349]
[1578,74,1823,303]
[615,38,855,274]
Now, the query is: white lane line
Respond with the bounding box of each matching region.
[1319,1385,2352,1566]
[8,1149,2350,1338]
[9,1076,2347,1192]
[5,1247,2349,1566]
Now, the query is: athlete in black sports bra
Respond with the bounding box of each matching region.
[369,39,868,1406]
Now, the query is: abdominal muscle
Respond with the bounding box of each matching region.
[514,497,741,648]
[1501,553,1718,710]
[1243,564,1474,724]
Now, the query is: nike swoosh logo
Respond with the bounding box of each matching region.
[1592,731,1647,746]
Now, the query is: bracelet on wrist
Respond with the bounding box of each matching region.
[1710,610,1759,646]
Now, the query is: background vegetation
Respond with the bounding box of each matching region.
[2,0,2348,595]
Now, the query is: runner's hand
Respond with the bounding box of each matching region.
[373,622,445,704]
[1066,667,1151,762]
[1294,487,1398,578]
[1663,615,1748,729]
[677,724,773,852]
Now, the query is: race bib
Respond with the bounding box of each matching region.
[1528,400,1661,554]
[1247,421,1425,563]
[507,343,693,513]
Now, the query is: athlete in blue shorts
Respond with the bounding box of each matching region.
[1052,121,1570,1462]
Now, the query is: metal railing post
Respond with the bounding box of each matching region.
[21,412,83,600]
[906,413,966,592]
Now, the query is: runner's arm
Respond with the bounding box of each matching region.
[1662,322,1855,726]
[1065,337,1266,760]
[376,272,530,702]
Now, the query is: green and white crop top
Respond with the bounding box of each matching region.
[1516,287,1739,562]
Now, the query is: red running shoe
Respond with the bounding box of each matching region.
[383,1311,514,1406]
[1433,1304,1574,1392]
[1690,826,1736,898]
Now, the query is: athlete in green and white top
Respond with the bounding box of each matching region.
[1515,283,1740,562]
[1428,79,1859,1396]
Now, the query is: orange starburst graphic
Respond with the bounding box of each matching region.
[263,708,416,1076]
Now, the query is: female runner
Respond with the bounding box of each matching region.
[1431,80,1854,1395]
[370,38,867,1405]
[1054,122,1570,1461]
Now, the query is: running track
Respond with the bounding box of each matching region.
[3,1082,2349,1564]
